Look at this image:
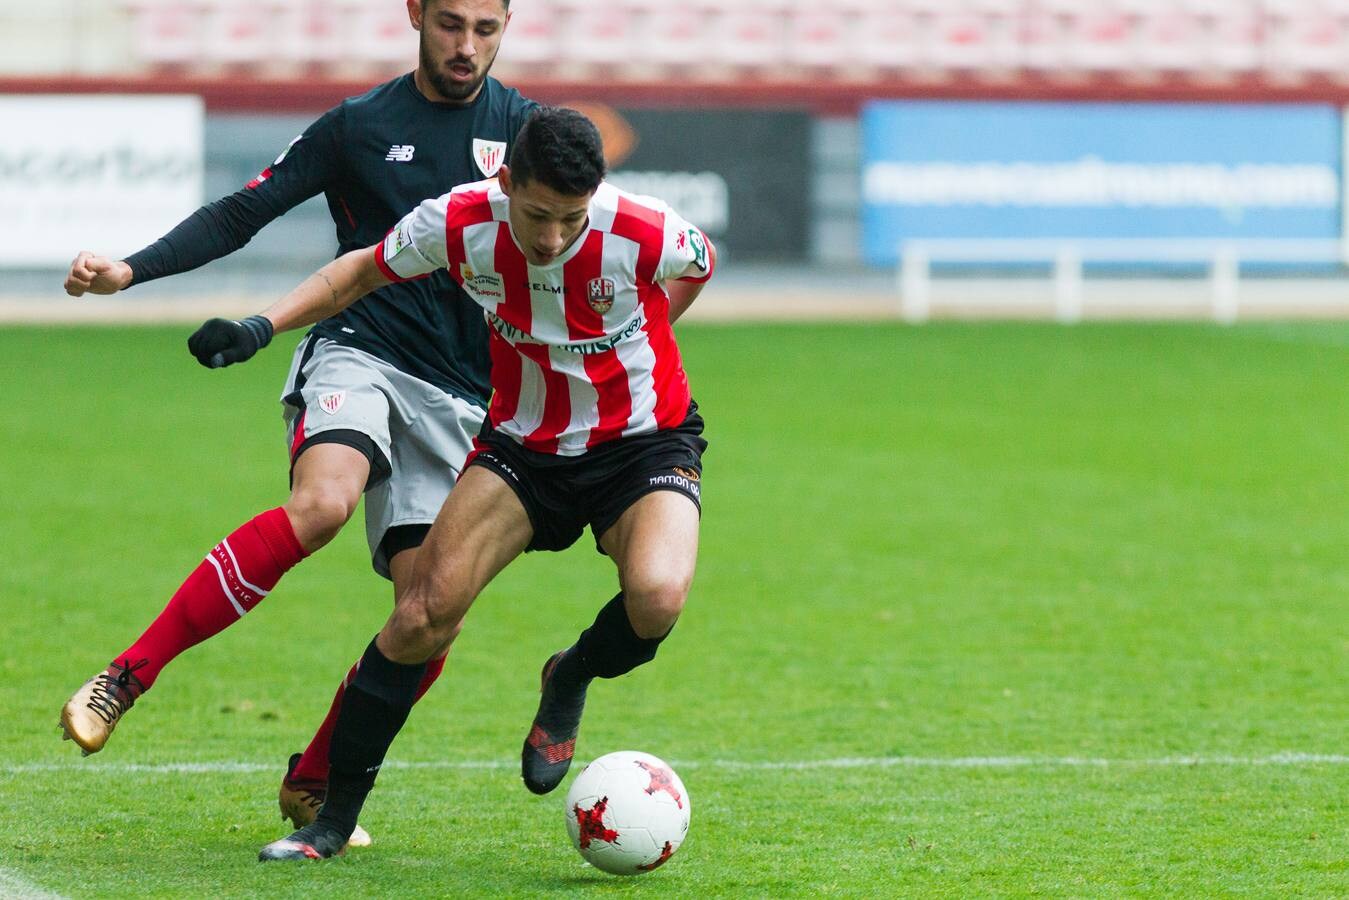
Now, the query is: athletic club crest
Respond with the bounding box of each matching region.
[318,391,346,415]
[473,138,507,177]
[587,277,616,314]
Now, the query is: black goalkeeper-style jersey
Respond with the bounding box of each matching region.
[125,74,537,406]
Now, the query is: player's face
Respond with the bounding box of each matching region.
[409,0,510,104]
[499,166,594,266]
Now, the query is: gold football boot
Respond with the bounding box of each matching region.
[58,659,147,755]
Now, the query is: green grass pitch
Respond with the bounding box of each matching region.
[1,322,1345,897]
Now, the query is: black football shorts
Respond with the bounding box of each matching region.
[466,403,707,553]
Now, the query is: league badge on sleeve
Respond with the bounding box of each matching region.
[687,229,709,274]
[587,277,616,314]
[473,139,508,178]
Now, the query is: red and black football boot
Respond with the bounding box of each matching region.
[278,753,371,847]
[257,822,348,862]
[521,649,589,795]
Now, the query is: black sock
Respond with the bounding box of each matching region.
[315,638,427,838]
[571,592,670,681]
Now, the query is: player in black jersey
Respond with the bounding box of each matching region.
[58,0,534,848]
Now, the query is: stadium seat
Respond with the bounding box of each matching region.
[854,0,925,72]
[274,0,349,72]
[1198,4,1264,75]
[1265,9,1349,75]
[712,0,788,72]
[1016,5,1070,72]
[927,9,997,71]
[785,0,860,73]
[638,4,716,71]
[124,0,207,69]
[1064,9,1139,73]
[350,0,417,72]
[499,0,559,69]
[1134,9,1206,72]
[201,1,276,68]
[561,3,639,70]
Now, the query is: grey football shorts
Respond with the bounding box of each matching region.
[280,336,484,580]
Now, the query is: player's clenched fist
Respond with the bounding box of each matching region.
[63,252,133,297]
[188,316,275,369]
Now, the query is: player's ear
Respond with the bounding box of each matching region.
[498,165,513,195]
[407,0,424,31]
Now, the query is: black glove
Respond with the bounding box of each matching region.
[187,315,274,369]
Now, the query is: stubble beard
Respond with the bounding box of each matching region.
[420,36,495,103]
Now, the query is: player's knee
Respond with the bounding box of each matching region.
[284,486,358,550]
[625,574,690,639]
[391,588,466,656]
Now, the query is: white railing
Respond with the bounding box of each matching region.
[897,238,1348,324]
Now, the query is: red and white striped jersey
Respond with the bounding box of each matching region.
[375,179,714,456]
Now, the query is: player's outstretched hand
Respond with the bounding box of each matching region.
[188,316,275,369]
[63,252,133,297]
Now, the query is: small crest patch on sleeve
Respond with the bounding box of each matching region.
[318,391,346,415]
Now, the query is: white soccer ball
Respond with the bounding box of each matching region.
[564,750,691,875]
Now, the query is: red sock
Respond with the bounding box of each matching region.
[290,652,446,783]
[114,508,307,691]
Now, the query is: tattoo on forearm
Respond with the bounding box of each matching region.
[318,271,339,311]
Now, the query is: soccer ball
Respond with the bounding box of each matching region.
[564,750,691,875]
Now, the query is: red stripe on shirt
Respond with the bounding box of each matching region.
[494,222,533,333]
[583,350,633,448]
[516,341,571,455]
[611,196,665,284]
[487,327,522,429]
[446,188,495,230]
[639,282,691,430]
[562,230,607,340]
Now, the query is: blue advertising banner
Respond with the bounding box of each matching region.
[861,102,1343,266]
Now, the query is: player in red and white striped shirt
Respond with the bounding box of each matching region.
[251,108,717,860]
[376,169,711,456]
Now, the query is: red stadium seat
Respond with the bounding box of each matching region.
[714,0,789,71]
[854,0,925,72]
[125,0,207,69]
[350,1,416,72]
[201,1,276,68]
[1065,9,1138,72]
[274,0,348,72]
[500,0,560,69]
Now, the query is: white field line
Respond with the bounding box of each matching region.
[0,868,67,900]
[2,753,1346,776]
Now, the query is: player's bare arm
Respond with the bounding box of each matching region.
[187,247,391,370]
[63,251,133,297]
[260,246,392,334]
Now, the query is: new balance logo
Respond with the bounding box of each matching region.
[385,145,415,162]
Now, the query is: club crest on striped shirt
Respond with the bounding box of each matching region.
[318,391,346,415]
[587,277,616,314]
[473,139,507,177]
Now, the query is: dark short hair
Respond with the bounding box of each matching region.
[425,0,510,10]
[508,107,606,197]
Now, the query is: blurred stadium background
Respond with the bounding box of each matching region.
[3,0,1349,319]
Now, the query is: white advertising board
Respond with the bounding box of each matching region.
[0,95,204,266]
